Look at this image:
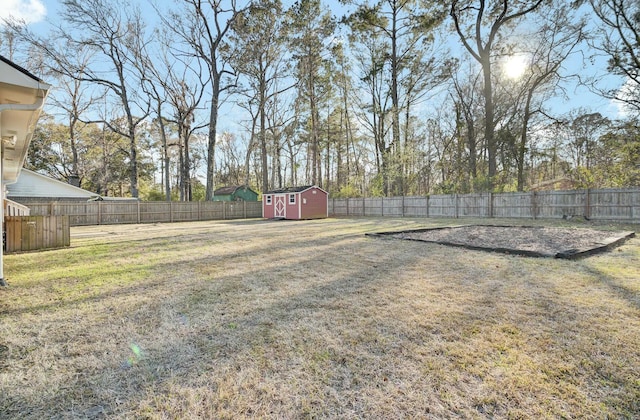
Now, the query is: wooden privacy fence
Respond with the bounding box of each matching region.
[4,216,70,252]
[330,188,640,223]
[25,200,263,227]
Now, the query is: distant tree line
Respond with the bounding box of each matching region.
[1,0,638,200]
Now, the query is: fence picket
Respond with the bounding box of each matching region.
[4,216,70,252]
[22,201,264,227]
[16,188,640,228]
[328,188,639,223]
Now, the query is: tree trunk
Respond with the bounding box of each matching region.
[68,115,80,187]
[310,72,319,186]
[325,109,331,191]
[481,52,496,189]
[206,77,220,201]
[182,125,192,201]
[128,121,139,198]
[157,115,171,201]
[390,0,401,196]
[260,85,268,192]
[518,88,535,192]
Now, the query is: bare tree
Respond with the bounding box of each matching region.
[62,0,151,197]
[143,28,209,201]
[229,0,293,192]
[588,0,640,114]
[3,24,98,187]
[288,0,336,188]
[346,0,446,195]
[331,42,360,193]
[511,4,584,191]
[449,61,483,187]
[450,0,545,190]
[164,0,246,200]
[12,0,152,197]
[349,28,392,194]
[0,25,19,60]
[47,45,99,187]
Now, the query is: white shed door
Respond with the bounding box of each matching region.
[274,195,286,218]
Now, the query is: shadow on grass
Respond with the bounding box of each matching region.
[3,219,639,418]
[2,233,413,417]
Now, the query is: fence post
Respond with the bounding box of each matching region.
[532,191,537,219]
[488,192,494,218]
[585,188,591,219]
[426,195,430,218]
[402,195,405,217]
[137,201,141,224]
[455,194,459,218]
[346,198,349,216]
[223,202,226,220]
[170,202,174,223]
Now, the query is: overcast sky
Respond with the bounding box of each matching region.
[0,0,47,24]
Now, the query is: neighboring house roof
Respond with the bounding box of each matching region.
[214,185,256,195]
[0,55,47,85]
[7,169,99,199]
[0,55,51,184]
[264,185,326,194]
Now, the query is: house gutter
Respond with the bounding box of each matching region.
[0,92,48,287]
[0,96,47,112]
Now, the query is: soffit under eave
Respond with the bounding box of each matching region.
[0,90,50,184]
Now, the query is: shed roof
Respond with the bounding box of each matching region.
[264,185,322,194]
[214,185,256,195]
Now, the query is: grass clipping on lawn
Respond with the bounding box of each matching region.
[1,218,639,418]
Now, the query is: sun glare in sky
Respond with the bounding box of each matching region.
[503,54,529,80]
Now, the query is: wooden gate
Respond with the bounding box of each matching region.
[4,215,70,253]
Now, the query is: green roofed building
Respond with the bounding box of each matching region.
[212,185,259,202]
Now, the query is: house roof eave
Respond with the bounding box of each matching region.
[0,56,51,184]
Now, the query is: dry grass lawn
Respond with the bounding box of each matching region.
[1,217,639,418]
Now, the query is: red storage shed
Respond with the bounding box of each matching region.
[263,185,328,220]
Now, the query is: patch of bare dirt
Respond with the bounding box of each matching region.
[383,225,635,258]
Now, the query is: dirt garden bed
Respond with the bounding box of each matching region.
[368,225,636,258]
